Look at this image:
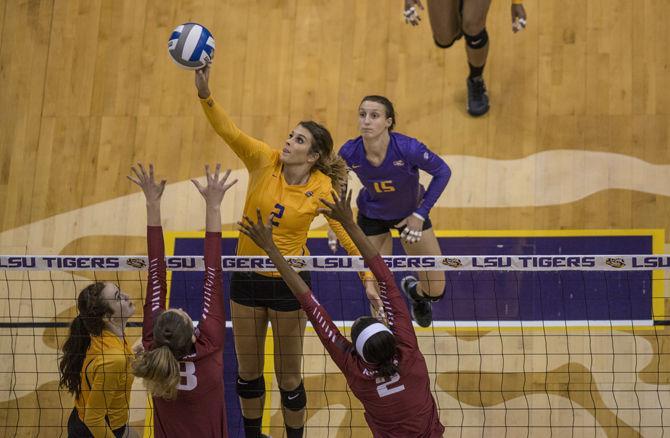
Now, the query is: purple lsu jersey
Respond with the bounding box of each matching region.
[339,132,451,221]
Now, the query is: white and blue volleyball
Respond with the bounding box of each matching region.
[168,23,215,70]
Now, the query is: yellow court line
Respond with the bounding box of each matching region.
[434,228,664,238]
[650,230,666,321]
[224,227,665,239]
[262,330,275,434]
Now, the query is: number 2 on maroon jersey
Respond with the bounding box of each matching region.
[375,373,405,398]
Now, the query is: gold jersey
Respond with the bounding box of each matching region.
[74,330,134,438]
[200,96,361,261]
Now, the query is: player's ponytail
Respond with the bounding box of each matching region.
[133,345,181,400]
[351,316,399,379]
[59,283,110,397]
[133,310,194,400]
[300,121,348,194]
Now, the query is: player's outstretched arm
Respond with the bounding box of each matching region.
[127,163,167,348]
[238,209,311,296]
[191,164,236,345]
[318,190,378,261]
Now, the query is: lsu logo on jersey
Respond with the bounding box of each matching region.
[373,180,395,193]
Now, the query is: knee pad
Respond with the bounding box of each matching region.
[434,32,462,49]
[280,381,306,411]
[464,28,488,50]
[237,375,265,399]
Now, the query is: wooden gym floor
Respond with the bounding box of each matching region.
[1,0,669,436]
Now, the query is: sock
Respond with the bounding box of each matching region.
[468,63,485,80]
[286,425,304,438]
[243,416,262,438]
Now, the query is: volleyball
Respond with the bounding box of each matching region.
[167,23,215,70]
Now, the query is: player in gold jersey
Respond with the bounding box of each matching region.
[59,282,138,438]
[195,64,378,438]
[404,0,527,116]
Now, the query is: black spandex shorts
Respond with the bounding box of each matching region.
[230,271,311,312]
[68,408,126,438]
[357,212,433,237]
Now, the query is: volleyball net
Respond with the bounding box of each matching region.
[1,251,669,437]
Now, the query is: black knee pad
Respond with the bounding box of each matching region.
[237,375,265,399]
[464,28,488,50]
[434,32,463,49]
[280,381,306,411]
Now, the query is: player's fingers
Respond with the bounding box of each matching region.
[126,175,141,186]
[220,168,231,184]
[191,179,204,193]
[138,163,148,178]
[330,190,341,203]
[242,215,254,227]
[237,224,251,237]
[130,166,143,181]
[319,198,335,209]
[223,178,238,191]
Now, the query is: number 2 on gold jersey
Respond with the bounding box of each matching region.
[271,203,285,226]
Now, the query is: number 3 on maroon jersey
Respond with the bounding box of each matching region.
[177,361,197,391]
[375,373,405,398]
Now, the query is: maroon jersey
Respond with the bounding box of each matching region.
[143,226,228,437]
[296,255,444,437]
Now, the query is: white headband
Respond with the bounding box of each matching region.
[355,323,392,363]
